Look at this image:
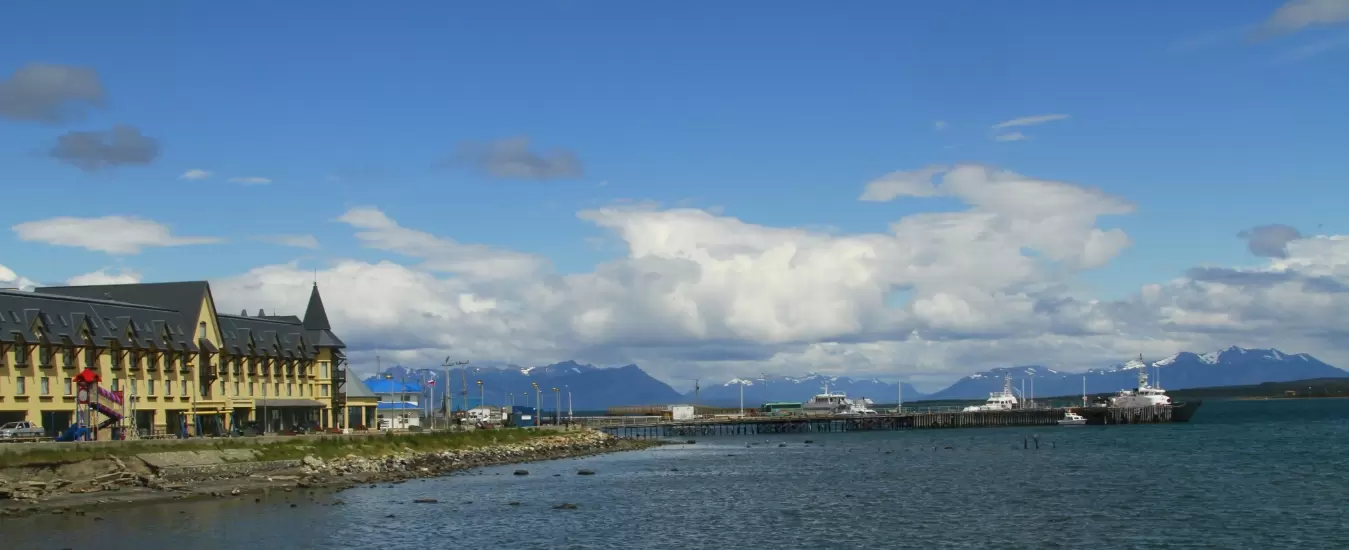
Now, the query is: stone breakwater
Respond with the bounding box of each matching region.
[0,430,658,518]
[300,430,650,481]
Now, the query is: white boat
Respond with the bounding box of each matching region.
[803,381,875,415]
[962,376,1019,412]
[1058,411,1087,425]
[1108,355,1172,408]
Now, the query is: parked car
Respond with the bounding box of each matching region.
[0,421,45,439]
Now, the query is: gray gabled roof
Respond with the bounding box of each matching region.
[344,374,376,398]
[0,289,196,351]
[215,313,312,359]
[35,282,211,326]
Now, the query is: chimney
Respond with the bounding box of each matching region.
[257,309,265,317]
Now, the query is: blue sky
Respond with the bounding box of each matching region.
[4,1,1349,383]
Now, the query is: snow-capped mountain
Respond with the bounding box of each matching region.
[365,360,682,410]
[688,373,927,406]
[926,346,1347,400]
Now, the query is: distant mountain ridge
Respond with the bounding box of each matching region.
[365,360,683,410]
[361,346,1346,410]
[927,346,1348,400]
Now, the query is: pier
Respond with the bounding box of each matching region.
[596,404,1192,438]
[598,408,1065,438]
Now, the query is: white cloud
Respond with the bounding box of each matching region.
[205,163,1178,382]
[1259,0,1349,36]
[995,132,1028,142]
[35,162,1347,384]
[934,120,948,131]
[66,268,142,286]
[253,234,321,250]
[11,215,224,254]
[0,264,37,291]
[992,114,1070,129]
[179,169,211,180]
[228,176,272,185]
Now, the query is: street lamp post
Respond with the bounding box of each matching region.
[566,385,572,423]
[532,383,541,425]
[552,388,560,426]
[477,380,484,408]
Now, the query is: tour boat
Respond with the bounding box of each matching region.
[962,376,1019,412]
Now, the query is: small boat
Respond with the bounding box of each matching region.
[1058,411,1087,426]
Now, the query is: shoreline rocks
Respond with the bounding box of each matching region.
[0,430,658,519]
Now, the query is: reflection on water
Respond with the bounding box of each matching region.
[4,399,1349,549]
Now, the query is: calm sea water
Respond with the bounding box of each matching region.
[5,399,1348,549]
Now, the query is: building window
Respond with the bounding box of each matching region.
[286,383,293,397]
[111,350,122,369]
[220,380,226,396]
[321,385,330,397]
[62,348,74,367]
[84,347,96,368]
[64,377,73,396]
[14,346,28,366]
[234,381,241,396]
[16,376,26,395]
[261,383,267,397]
[182,380,189,396]
[112,378,121,392]
[274,383,280,396]
[198,322,207,340]
[249,382,255,396]
[41,377,50,396]
[165,380,172,396]
[39,346,52,367]
[147,380,154,396]
[321,361,330,378]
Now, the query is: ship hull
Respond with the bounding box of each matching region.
[1169,400,1203,422]
[1072,401,1203,425]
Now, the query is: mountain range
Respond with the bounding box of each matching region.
[362,346,1347,410]
[926,347,1348,400]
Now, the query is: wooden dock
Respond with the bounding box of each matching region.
[599,409,1066,438]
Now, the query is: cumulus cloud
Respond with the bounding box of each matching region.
[11,215,223,254]
[1239,224,1303,258]
[49,124,159,171]
[992,114,1069,129]
[66,268,143,286]
[30,162,1347,382]
[200,163,1185,381]
[0,63,106,123]
[447,136,583,181]
[0,264,38,291]
[252,234,321,250]
[180,169,211,180]
[1258,0,1349,37]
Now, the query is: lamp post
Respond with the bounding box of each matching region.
[381,372,393,431]
[532,382,540,425]
[477,379,484,408]
[552,388,560,426]
[565,385,572,423]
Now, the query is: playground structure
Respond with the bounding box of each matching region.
[57,367,129,442]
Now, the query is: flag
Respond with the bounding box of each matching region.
[428,379,436,386]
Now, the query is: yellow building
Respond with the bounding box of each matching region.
[0,281,376,438]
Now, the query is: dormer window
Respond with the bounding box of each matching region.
[39,345,52,367]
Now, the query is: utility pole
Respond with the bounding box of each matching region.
[442,357,467,427]
[553,388,560,426]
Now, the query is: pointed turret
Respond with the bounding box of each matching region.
[303,282,332,331]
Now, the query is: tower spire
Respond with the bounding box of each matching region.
[303,282,332,330]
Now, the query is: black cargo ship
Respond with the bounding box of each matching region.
[1072,400,1203,425]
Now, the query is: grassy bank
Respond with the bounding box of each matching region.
[0,429,561,469]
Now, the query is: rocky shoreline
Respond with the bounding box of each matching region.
[0,430,659,519]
